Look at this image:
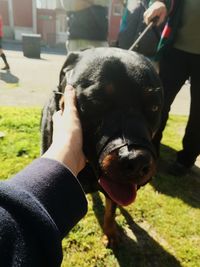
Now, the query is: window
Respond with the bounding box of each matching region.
[36,0,56,9]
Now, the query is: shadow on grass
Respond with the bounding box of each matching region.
[91,192,182,267]
[151,144,200,208]
[0,70,19,84]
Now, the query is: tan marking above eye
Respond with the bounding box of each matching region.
[105,84,114,94]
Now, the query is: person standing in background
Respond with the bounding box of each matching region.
[144,0,200,176]
[0,15,10,70]
[61,0,109,51]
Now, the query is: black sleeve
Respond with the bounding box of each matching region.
[68,6,108,41]
[0,158,88,267]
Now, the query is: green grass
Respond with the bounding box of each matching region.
[0,107,41,179]
[0,107,199,267]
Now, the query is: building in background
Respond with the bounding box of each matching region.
[108,0,124,45]
[0,0,123,47]
[0,0,37,39]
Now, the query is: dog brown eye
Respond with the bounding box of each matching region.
[105,84,114,94]
[80,104,85,112]
[152,105,159,112]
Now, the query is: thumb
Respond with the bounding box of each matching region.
[63,85,78,116]
[64,84,76,107]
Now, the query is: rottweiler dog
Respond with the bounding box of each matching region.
[41,47,163,247]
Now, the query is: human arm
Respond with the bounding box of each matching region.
[0,85,87,266]
[42,84,85,177]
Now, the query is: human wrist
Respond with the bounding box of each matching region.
[42,141,85,177]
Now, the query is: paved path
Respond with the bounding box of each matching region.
[170,83,190,116]
[0,49,65,106]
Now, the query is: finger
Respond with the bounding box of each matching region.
[144,11,155,25]
[158,13,166,25]
[52,110,62,122]
[143,10,150,25]
[64,84,76,108]
[63,85,79,120]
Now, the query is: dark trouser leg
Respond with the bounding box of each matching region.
[177,53,200,167]
[153,48,189,155]
[1,52,9,68]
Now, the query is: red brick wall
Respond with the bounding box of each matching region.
[0,0,9,25]
[108,0,123,45]
[37,9,56,45]
[13,0,33,27]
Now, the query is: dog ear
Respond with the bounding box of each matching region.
[58,52,80,92]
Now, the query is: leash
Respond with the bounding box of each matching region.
[128,17,159,51]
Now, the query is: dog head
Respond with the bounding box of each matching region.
[59,47,163,206]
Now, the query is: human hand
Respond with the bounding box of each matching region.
[42,85,86,176]
[144,1,167,26]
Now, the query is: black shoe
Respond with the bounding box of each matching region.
[1,65,10,70]
[168,161,190,176]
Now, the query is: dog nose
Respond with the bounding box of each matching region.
[118,146,152,180]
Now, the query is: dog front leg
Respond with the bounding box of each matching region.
[103,197,118,248]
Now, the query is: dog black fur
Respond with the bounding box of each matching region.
[41,47,163,246]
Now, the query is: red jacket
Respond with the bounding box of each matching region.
[0,16,3,37]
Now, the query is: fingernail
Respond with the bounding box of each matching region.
[66,84,74,91]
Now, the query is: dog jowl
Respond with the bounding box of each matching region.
[41,47,163,247]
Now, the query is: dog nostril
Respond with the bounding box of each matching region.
[139,164,150,176]
[125,162,135,171]
[119,159,135,173]
[119,150,152,177]
[124,161,150,176]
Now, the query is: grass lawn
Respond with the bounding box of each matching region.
[0,107,199,267]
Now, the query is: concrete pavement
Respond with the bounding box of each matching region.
[0,49,66,106]
[170,83,190,116]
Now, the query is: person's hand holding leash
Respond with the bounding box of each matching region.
[144,1,167,26]
[43,85,86,176]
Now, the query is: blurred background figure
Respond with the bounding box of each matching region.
[60,0,110,51]
[144,0,200,176]
[0,15,10,70]
[116,0,162,72]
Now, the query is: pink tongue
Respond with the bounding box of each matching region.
[99,178,137,206]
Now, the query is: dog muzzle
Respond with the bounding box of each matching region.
[95,111,156,174]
